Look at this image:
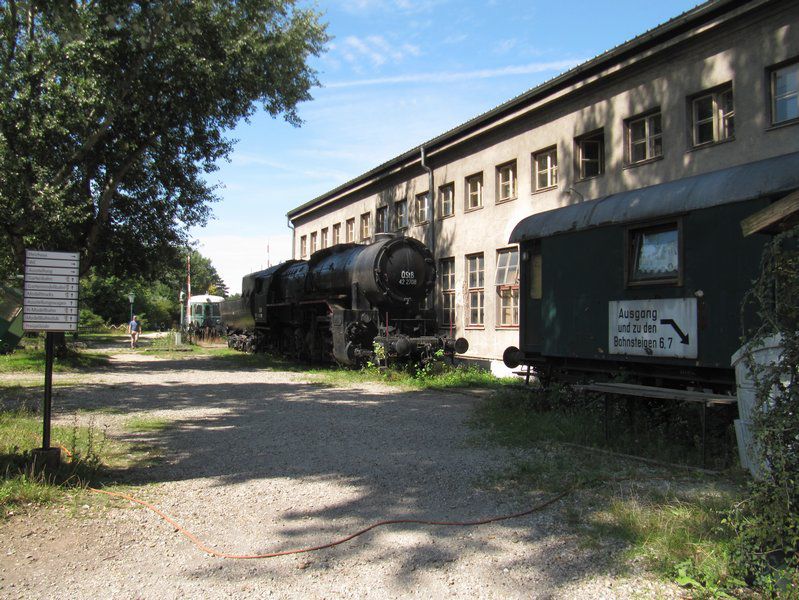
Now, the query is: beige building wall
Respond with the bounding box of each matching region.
[290,1,799,369]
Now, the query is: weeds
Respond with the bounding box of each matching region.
[471,385,749,597]
[0,409,126,517]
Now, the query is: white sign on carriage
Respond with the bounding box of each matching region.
[23,250,80,332]
[608,298,698,359]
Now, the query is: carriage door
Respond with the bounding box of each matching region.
[522,240,542,353]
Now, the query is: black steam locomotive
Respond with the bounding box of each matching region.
[220,233,468,366]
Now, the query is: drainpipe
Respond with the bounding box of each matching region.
[287,215,296,260]
[420,146,435,256]
[420,146,436,318]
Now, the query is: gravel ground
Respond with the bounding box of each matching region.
[0,343,683,599]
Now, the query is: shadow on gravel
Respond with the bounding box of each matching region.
[55,360,616,593]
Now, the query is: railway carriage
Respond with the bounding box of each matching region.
[504,152,799,392]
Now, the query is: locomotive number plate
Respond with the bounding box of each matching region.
[608,298,698,359]
[398,270,417,286]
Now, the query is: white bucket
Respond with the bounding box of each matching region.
[730,334,784,477]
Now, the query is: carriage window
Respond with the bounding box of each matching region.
[628,223,680,284]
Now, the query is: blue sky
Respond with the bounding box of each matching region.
[195,0,701,293]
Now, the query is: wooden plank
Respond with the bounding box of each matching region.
[574,382,737,405]
[741,189,799,237]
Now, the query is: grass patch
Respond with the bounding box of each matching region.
[305,362,518,390]
[0,408,148,518]
[0,347,110,374]
[471,386,749,598]
[125,417,170,433]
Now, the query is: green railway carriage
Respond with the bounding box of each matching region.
[504,152,799,392]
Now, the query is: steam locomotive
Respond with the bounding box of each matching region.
[220,233,468,366]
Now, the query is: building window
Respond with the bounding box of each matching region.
[576,130,604,179]
[439,183,454,218]
[533,147,558,191]
[626,111,662,164]
[332,223,341,245]
[416,192,429,223]
[466,253,484,327]
[320,228,328,249]
[395,199,408,230]
[771,60,799,125]
[496,161,517,202]
[360,212,371,242]
[628,222,681,285]
[346,218,355,243]
[376,206,388,233]
[440,258,455,328]
[310,231,318,254]
[300,235,307,258]
[495,248,519,327]
[465,173,483,210]
[690,84,734,146]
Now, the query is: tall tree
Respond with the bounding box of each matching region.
[0,1,327,280]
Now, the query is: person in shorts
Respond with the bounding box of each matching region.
[128,315,141,348]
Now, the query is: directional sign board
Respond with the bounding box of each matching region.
[23,250,80,332]
[608,298,698,359]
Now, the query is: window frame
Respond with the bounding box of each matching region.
[440,257,456,328]
[332,223,341,245]
[300,235,307,258]
[310,231,318,254]
[320,227,328,249]
[394,199,408,230]
[466,253,485,328]
[415,192,429,224]
[375,206,388,234]
[438,183,454,218]
[688,83,735,148]
[625,109,663,166]
[496,160,517,203]
[345,218,355,243]
[465,173,483,212]
[533,146,558,192]
[769,58,799,127]
[625,219,684,288]
[360,212,371,242]
[495,248,520,328]
[575,129,605,180]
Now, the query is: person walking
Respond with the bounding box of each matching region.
[128,315,141,349]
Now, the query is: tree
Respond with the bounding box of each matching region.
[0,1,327,280]
[80,248,228,325]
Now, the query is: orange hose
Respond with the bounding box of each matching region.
[88,486,571,560]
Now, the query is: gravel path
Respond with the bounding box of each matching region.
[1,350,682,599]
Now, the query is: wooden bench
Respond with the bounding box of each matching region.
[573,382,737,468]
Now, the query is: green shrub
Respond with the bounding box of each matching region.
[732,225,799,597]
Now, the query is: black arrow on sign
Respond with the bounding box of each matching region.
[660,319,689,344]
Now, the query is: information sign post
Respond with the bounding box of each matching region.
[22,250,80,469]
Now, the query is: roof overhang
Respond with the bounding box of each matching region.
[509,151,799,243]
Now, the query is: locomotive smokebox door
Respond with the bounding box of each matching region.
[376,237,435,304]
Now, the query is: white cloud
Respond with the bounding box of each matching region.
[326,58,584,88]
[340,35,422,69]
[195,233,292,295]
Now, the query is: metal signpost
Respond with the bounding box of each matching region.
[23,250,80,469]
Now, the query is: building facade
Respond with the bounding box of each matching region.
[287,0,799,371]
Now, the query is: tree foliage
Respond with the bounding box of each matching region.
[0,0,327,280]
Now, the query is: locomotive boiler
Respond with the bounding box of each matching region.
[221,233,468,365]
